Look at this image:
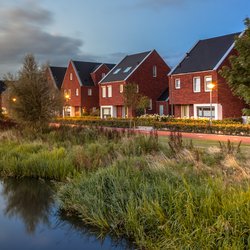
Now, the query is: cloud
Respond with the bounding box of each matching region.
[0,3,85,76]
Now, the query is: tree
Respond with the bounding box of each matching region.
[220,18,250,115]
[5,54,63,127]
[123,82,150,117]
[137,95,150,115]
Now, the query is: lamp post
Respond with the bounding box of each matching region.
[207,83,215,126]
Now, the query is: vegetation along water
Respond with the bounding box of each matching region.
[0,125,249,249]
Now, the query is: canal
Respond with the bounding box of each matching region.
[0,178,132,250]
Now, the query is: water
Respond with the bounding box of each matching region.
[0,178,132,250]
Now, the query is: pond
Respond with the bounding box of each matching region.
[0,178,133,250]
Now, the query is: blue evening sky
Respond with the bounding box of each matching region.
[0,0,249,76]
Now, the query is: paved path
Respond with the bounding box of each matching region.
[137,129,250,144]
[50,123,250,144]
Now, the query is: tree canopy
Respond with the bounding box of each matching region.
[220,18,250,115]
[4,54,62,127]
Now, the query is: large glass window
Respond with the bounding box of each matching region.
[107,85,112,97]
[197,106,215,118]
[193,77,201,92]
[102,86,106,98]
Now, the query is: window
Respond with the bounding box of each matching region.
[88,89,92,96]
[204,76,212,92]
[136,84,139,93]
[149,99,152,110]
[102,86,106,98]
[101,73,106,79]
[75,88,79,96]
[107,85,112,97]
[68,89,71,97]
[120,84,123,93]
[113,68,121,74]
[102,108,111,118]
[70,73,73,81]
[123,66,132,73]
[193,77,201,92]
[181,105,189,118]
[175,79,181,89]
[197,106,215,118]
[153,65,157,77]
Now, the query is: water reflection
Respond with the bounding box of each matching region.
[1,178,54,234]
[0,178,133,250]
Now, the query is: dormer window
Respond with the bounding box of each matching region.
[113,68,121,74]
[123,67,132,73]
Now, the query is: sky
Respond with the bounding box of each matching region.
[0,0,249,77]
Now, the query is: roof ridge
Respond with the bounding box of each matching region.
[199,32,241,41]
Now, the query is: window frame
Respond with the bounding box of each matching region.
[153,65,157,77]
[102,86,106,98]
[175,79,181,89]
[193,77,201,93]
[119,84,123,93]
[88,88,92,96]
[75,88,79,96]
[204,76,213,92]
[70,73,73,81]
[107,85,112,98]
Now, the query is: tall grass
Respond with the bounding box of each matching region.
[58,158,250,249]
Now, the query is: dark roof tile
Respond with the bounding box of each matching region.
[171,32,241,75]
[49,66,67,89]
[157,88,169,101]
[72,61,115,86]
[100,51,152,83]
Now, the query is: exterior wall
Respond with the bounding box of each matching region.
[216,54,247,118]
[99,50,171,118]
[169,71,218,106]
[81,85,99,112]
[127,50,170,115]
[156,101,170,115]
[61,62,82,110]
[99,81,125,107]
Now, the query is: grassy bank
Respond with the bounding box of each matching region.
[0,126,250,248]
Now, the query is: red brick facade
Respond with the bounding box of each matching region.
[61,62,111,116]
[99,50,171,118]
[169,56,246,119]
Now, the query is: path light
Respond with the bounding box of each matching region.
[207,83,215,126]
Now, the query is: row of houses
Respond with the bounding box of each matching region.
[1,32,247,120]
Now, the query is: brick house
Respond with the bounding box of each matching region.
[99,50,171,118]
[47,66,67,90]
[169,32,246,120]
[61,61,114,117]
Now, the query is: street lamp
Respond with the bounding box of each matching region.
[12,97,17,102]
[207,83,215,126]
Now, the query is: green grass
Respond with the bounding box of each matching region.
[58,158,250,249]
[1,126,250,249]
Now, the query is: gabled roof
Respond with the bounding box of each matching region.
[49,66,67,89]
[157,88,169,101]
[72,61,115,86]
[170,32,241,75]
[100,51,152,83]
[0,80,5,94]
